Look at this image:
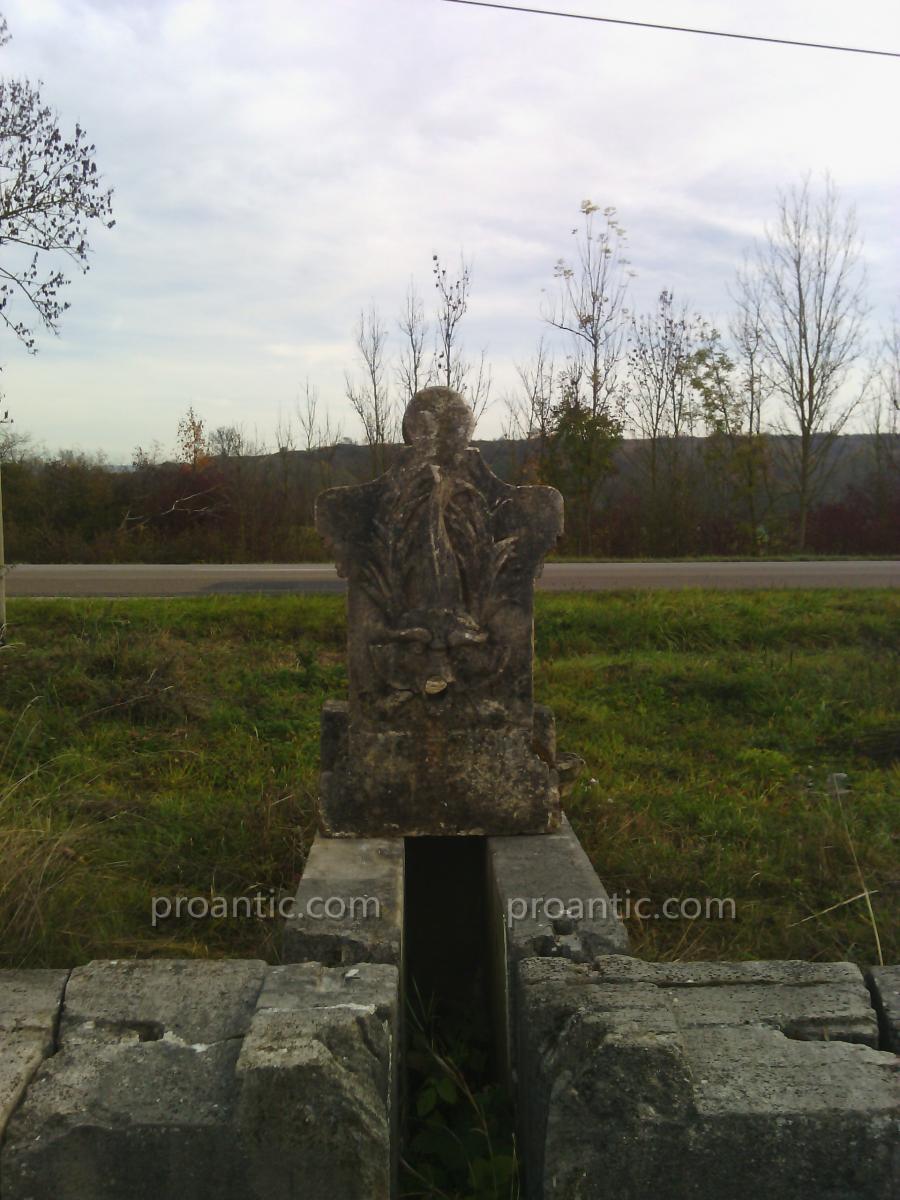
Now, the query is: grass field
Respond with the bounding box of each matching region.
[1,591,897,969]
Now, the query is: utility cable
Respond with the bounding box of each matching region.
[437,0,900,59]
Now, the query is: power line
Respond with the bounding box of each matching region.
[438,0,900,59]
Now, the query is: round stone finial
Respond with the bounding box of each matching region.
[402,387,474,455]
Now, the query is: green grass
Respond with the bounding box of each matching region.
[547,554,899,562]
[1,591,897,968]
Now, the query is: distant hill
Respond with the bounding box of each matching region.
[188,432,892,505]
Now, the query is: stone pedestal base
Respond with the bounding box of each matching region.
[318,700,561,837]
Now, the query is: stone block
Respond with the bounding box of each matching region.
[486,815,629,1085]
[867,964,900,1052]
[591,956,879,1046]
[282,831,404,967]
[1,959,401,1200]
[60,958,267,1045]
[236,962,399,1200]
[683,1026,899,1198]
[488,817,630,966]
[0,968,70,1039]
[0,969,68,1140]
[0,960,266,1200]
[516,958,693,1194]
[516,956,899,1199]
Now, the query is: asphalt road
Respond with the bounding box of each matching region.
[4,561,898,596]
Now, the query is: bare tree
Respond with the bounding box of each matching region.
[537,201,631,552]
[396,281,431,404]
[627,290,701,443]
[431,252,492,425]
[206,422,267,554]
[626,289,703,553]
[544,200,631,418]
[209,424,249,459]
[345,306,396,476]
[0,401,10,639]
[875,313,900,435]
[295,378,341,451]
[274,407,294,454]
[272,406,295,529]
[0,418,30,462]
[432,252,469,390]
[131,438,162,469]
[725,296,777,550]
[465,347,492,427]
[691,320,773,553]
[0,13,114,642]
[503,338,556,480]
[729,282,773,440]
[736,174,869,548]
[292,378,342,520]
[0,15,114,350]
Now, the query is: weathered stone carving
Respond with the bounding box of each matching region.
[315,386,564,836]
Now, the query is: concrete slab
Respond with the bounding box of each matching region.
[867,965,900,1052]
[589,956,865,987]
[591,956,879,1046]
[282,833,404,967]
[1,1033,53,1144]
[1,960,265,1199]
[0,968,70,1037]
[0,969,69,1140]
[61,958,267,1045]
[488,816,630,964]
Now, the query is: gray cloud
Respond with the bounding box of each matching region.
[1,0,897,458]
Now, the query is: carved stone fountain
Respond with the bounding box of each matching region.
[315,386,564,836]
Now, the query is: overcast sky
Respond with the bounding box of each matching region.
[1,0,898,460]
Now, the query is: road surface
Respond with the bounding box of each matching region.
[4,561,898,596]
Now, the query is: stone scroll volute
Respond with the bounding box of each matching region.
[315,386,564,836]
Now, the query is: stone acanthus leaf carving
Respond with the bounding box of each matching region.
[314,385,565,836]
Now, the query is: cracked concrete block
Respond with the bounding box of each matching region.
[683,1027,899,1198]
[4,1038,252,1199]
[237,962,400,1200]
[589,956,866,988]
[0,960,266,1200]
[517,958,693,1196]
[590,956,879,1046]
[0,969,69,1140]
[516,956,900,1199]
[60,958,267,1045]
[1,1036,48,1143]
[282,833,404,967]
[867,965,900,1052]
[0,959,401,1199]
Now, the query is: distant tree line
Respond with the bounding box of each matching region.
[1,424,896,563]
[2,176,898,562]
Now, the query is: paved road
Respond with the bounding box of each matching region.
[4,561,898,596]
